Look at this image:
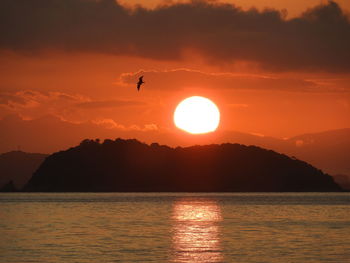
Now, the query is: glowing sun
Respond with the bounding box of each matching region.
[174,96,220,134]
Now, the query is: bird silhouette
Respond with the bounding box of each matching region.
[137,76,145,91]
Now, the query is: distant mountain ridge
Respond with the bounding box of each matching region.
[285,128,350,176]
[24,138,342,192]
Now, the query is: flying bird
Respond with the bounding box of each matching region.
[137,76,145,91]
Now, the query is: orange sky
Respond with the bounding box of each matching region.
[0,0,349,153]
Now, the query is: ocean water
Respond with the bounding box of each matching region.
[0,193,349,263]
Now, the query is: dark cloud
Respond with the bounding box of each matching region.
[0,0,350,71]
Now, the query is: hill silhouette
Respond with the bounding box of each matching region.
[24,138,342,192]
[0,151,48,189]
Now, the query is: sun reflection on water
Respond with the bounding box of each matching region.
[172,199,223,263]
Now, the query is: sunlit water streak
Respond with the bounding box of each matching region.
[172,200,222,262]
[0,193,349,263]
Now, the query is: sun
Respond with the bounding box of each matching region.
[174,96,220,134]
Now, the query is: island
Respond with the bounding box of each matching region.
[24,138,342,192]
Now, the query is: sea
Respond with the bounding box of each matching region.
[0,193,349,263]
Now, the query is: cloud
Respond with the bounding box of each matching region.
[0,114,162,153]
[91,118,126,129]
[0,93,27,106]
[0,90,146,122]
[119,68,339,92]
[0,90,86,110]
[75,99,145,109]
[227,103,249,108]
[91,118,157,131]
[0,0,349,71]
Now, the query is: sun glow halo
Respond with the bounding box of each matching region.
[174,96,220,134]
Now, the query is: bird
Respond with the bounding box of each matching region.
[137,76,145,91]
